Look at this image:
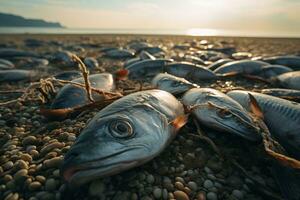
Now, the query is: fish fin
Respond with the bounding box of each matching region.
[115,69,129,80]
[221,71,240,77]
[40,108,73,120]
[272,163,300,200]
[171,114,189,131]
[248,93,264,120]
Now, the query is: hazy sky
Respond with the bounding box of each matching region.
[1,0,300,33]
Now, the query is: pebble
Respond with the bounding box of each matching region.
[146,174,155,184]
[153,188,162,199]
[89,179,105,197]
[206,192,218,200]
[13,169,28,182]
[203,180,214,189]
[28,181,42,191]
[22,136,37,146]
[173,190,190,200]
[45,178,56,191]
[187,181,197,191]
[175,181,185,190]
[43,157,63,168]
[232,190,244,199]
[4,192,19,200]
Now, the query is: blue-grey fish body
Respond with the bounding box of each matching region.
[227,90,300,158]
[105,49,135,59]
[207,58,233,71]
[262,55,300,70]
[182,88,261,141]
[0,48,39,58]
[53,71,82,81]
[261,88,300,101]
[274,71,300,90]
[127,59,173,80]
[62,90,184,186]
[0,58,14,69]
[84,57,99,69]
[165,62,216,81]
[51,73,115,109]
[257,65,293,79]
[213,60,268,75]
[184,55,205,65]
[152,73,199,95]
[0,69,36,82]
[139,51,156,60]
[52,50,75,66]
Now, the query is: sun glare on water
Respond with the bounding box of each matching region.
[186,28,219,36]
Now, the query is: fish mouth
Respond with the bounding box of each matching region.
[62,147,146,186]
[214,118,260,141]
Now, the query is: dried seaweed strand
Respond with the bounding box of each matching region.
[72,54,94,103]
[190,118,222,157]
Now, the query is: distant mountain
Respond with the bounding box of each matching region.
[0,13,64,28]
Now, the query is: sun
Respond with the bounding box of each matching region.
[186,28,219,36]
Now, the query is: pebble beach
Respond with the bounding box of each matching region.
[1,35,300,200]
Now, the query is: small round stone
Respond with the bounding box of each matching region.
[232,190,244,199]
[35,176,46,183]
[146,174,155,184]
[13,169,28,182]
[28,181,42,191]
[89,180,105,197]
[203,180,213,189]
[45,178,56,191]
[4,192,19,200]
[206,192,218,200]
[153,188,162,199]
[175,182,185,190]
[173,190,189,200]
[187,181,197,191]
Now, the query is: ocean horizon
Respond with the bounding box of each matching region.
[0,27,299,38]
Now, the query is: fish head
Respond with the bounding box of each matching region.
[62,106,173,186]
[193,101,261,141]
[152,73,196,95]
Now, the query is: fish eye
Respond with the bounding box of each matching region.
[109,120,134,138]
[171,81,181,87]
[217,109,232,118]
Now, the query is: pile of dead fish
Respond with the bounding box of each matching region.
[1,38,300,200]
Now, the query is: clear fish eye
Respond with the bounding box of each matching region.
[218,109,232,118]
[110,120,133,138]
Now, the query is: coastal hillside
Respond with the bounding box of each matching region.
[0,12,63,27]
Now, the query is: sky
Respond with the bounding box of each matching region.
[0,0,300,35]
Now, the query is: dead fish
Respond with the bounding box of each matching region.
[261,88,300,101]
[128,42,151,52]
[182,88,261,141]
[24,39,45,47]
[207,58,233,71]
[165,62,216,81]
[53,71,82,81]
[127,59,173,80]
[0,58,15,69]
[105,49,135,59]
[196,50,227,61]
[262,55,300,70]
[213,60,269,75]
[11,57,49,69]
[84,57,99,69]
[61,89,186,186]
[0,69,36,82]
[0,48,39,58]
[139,51,156,60]
[227,90,300,158]
[273,71,300,90]
[257,65,293,79]
[51,73,115,109]
[142,46,164,55]
[184,55,205,65]
[152,73,199,95]
[124,51,156,68]
[52,50,75,66]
